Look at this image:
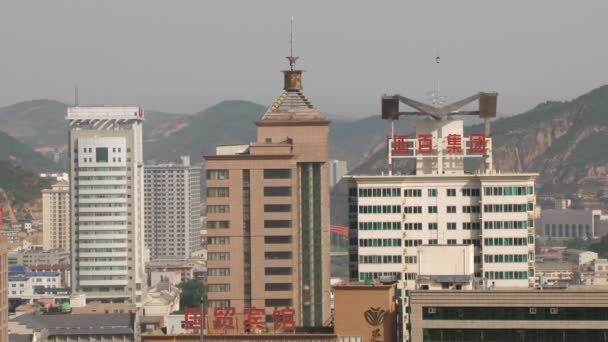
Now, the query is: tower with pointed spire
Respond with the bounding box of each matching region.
[204,41,330,328]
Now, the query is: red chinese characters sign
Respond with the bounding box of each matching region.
[418,134,433,154]
[390,133,487,155]
[184,306,296,333]
[469,133,486,154]
[391,135,409,155]
[446,134,462,153]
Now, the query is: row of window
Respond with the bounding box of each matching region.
[484,237,532,246]
[358,272,402,281]
[484,220,532,229]
[206,169,291,180]
[484,185,534,196]
[359,238,402,247]
[484,203,534,212]
[358,205,401,214]
[484,270,533,279]
[355,222,401,231]
[423,306,608,321]
[358,255,402,264]
[424,329,608,341]
[352,188,484,198]
[484,254,529,263]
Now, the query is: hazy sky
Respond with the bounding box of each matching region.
[1,1,607,118]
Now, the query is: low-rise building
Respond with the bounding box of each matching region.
[8,248,70,267]
[564,249,598,265]
[408,287,608,342]
[143,281,181,317]
[9,313,136,342]
[146,259,205,287]
[539,208,602,239]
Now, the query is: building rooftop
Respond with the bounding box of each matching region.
[12,313,135,336]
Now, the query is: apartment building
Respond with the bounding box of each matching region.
[203,55,330,327]
[67,107,147,305]
[42,180,70,251]
[144,156,201,260]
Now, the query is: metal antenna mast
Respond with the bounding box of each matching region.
[287,16,298,71]
[74,85,79,106]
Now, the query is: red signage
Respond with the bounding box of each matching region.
[244,307,265,331]
[392,135,409,154]
[214,307,236,330]
[446,134,462,153]
[272,307,296,331]
[184,307,206,329]
[469,133,487,154]
[418,134,433,154]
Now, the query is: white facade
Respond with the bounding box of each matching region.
[8,272,61,298]
[144,156,201,260]
[67,107,147,305]
[348,119,537,293]
[42,180,70,251]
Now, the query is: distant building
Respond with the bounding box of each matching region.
[563,249,598,265]
[539,209,602,239]
[146,258,205,287]
[329,159,348,188]
[67,106,147,305]
[144,156,202,260]
[8,248,69,267]
[1,237,8,342]
[143,281,180,318]
[42,180,70,251]
[39,173,69,182]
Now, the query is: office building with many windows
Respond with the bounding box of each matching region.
[203,55,330,328]
[42,180,70,251]
[144,156,201,260]
[67,107,147,305]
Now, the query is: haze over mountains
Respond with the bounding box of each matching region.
[1,85,607,222]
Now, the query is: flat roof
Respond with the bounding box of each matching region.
[345,172,539,182]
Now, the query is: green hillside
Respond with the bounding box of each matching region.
[0,129,58,172]
[0,160,52,204]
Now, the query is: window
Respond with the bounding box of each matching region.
[208,237,230,245]
[263,169,291,179]
[447,189,456,197]
[208,252,230,261]
[207,187,229,197]
[208,284,231,292]
[265,283,292,291]
[264,236,292,244]
[428,223,438,230]
[207,221,229,229]
[95,147,108,162]
[206,170,229,180]
[265,251,292,260]
[208,300,231,308]
[447,206,456,213]
[265,299,292,307]
[208,268,231,276]
[447,222,457,230]
[265,267,292,275]
[428,189,437,197]
[264,187,291,196]
[428,239,438,245]
[207,205,229,214]
[404,189,422,197]
[264,204,291,212]
[264,220,292,228]
[428,206,438,214]
[447,239,457,245]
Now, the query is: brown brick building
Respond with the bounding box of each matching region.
[204,56,330,328]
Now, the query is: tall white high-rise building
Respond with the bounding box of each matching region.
[348,94,538,294]
[144,156,201,260]
[67,107,147,305]
[42,180,70,251]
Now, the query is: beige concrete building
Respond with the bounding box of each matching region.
[408,287,608,341]
[42,180,70,251]
[0,237,8,342]
[204,56,330,327]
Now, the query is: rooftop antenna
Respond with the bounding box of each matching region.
[429,51,445,107]
[74,85,79,106]
[287,16,298,71]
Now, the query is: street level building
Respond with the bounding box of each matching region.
[42,180,70,251]
[203,54,330,327]
[66,107,147,305]
[144,156,201,260]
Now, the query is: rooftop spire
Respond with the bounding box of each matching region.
[283,16,302,91]
[287,16,298,71]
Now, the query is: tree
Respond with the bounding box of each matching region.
[178,279,207,311]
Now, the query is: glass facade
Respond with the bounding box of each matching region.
[423,306,608,320]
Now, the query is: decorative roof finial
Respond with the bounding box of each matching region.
[287,16,298,71]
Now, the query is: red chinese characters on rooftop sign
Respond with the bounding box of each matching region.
[184,306,296,333]
[417,134,433,154]
[446,134,463,153]
[391,135,409,155]
[214,307,236,330]
[244,307,266,331]
[272,307,296,331]
[469,133,487,154]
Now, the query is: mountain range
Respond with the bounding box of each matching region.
[1,85,608,224]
